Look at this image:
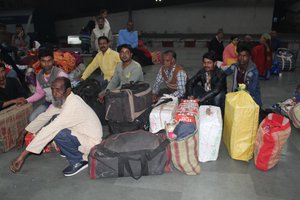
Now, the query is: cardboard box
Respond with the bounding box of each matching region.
[0,104,32,153]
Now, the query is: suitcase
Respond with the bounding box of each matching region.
[198,106,223,162]
[0,104,32,153]
[88,130,169,179]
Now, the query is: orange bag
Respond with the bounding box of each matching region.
[25,132,60,153]
[54,51,76,73]
[254,113,291,171]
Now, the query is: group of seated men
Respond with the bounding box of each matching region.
[89,12,152,66]
[4,34,262,177]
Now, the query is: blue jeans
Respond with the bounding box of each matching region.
[29,102,51,122]
[54,129,82,165]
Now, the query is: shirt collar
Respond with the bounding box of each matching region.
[164,64,176,73]
[101,48,112,55]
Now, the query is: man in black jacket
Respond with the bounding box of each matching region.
[208,28,224,62]
[186,51,227,109]
[0,62,27,110]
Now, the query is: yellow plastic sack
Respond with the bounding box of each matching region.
[223,88,259,161]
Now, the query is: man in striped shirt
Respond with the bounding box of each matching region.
[152,50,187,102]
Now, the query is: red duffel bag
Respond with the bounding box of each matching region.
[254,113,291,171]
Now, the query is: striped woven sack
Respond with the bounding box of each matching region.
[169,131,200,175]
[254,113,291,171]
[288,103,300,129]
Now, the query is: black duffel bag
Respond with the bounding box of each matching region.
[73,79,107,125]
[88,130,169,180]
[105,81,152,122]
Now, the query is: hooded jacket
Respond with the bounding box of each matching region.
[225,60,262,106]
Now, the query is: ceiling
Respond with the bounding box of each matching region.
[0,0,207,20]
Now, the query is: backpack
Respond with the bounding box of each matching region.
[73,79,106,124]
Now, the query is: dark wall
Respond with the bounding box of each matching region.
[32,8,56,44]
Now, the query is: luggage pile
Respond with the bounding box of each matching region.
[88,83,294,179]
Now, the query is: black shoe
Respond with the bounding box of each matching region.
[63,161,88,177]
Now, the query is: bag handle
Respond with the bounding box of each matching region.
[263,114,290,131]
[122,139,170,180]
[121,154,148,180]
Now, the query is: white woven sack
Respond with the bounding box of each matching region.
[149,95,178,133]
[198,105,223,162]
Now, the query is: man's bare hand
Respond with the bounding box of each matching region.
[152,94,159,103]
[9,150,29,173]
[15,97,27,106]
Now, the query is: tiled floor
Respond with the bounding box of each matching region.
[1,47,300,200]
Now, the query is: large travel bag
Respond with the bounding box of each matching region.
[169,122,201,175]
[223,86,259,161]
[273,48,298,71]
[254,113,291,171]
[105,81,152,122]
[198,105,223,162]
[107,95,172,135]
[88,130,169,180]
[288,103,300,128]
[149,95,178,133]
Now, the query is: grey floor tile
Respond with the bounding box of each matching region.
[114,172,187,192]
[181,172,257,200]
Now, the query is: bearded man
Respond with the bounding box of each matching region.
[10,77,103,177]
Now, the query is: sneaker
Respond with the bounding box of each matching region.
[60,152,66,158]
[63,161,88,177]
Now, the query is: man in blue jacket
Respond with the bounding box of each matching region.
[225,45,262,106]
